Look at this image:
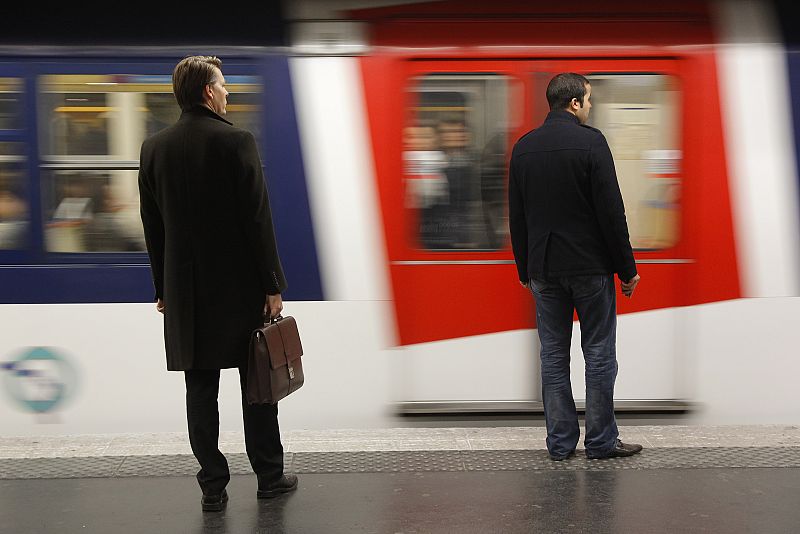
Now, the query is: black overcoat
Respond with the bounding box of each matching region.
[138,106,287,370]
[509,110,637,284]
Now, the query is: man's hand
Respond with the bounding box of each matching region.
[156,298,165,314]
[621,274,640,298]
[265,293,283,319]
[520,280,530,289]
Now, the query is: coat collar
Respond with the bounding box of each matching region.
[180,105,233,125]
[544,109,580,125]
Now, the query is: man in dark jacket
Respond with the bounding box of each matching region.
[509,73,642,461]
[139,56,297,511]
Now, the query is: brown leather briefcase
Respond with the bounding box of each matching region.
[247,315,304,405]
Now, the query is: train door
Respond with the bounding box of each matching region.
[369,55,707,411]
[377,60,540,406]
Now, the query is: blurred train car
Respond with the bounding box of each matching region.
[1,0,799,435]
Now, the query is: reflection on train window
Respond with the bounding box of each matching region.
[0,78,24,130]
[0,143,28,250]
[39,74,263,157]
[586,74,681,250]
[406,74,511,251]
[42,170,146,253]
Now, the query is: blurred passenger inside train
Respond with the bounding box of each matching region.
[403,123,448,247]
[0,176,27,249]
[45,176,94,252]
[83,184,143,252]
[438,115,478,248]
[403,123,448,209]
[480,130,508,249]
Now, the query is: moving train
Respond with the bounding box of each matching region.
[1,0,799,435]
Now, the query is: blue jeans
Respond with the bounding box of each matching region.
[530,274,619,458]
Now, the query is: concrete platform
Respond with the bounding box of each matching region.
[2,469,800,533]
[1,425,798,533]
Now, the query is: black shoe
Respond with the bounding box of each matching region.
[586,440,643,460]
[201,489,228,512]
[257,474,298,499]
[550,450,576,462]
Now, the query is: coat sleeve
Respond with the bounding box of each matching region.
[234,131,288,295]
[589,134,637,282]
[508,156,529,283]
[138,145,165,300]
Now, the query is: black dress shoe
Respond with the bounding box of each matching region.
[550,450,576,462]
[586,440,643,459]
[257,474,298,499]
[201,489,228,512]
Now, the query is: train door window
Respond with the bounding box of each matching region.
[0,78,24,130]
[406,74,511,251]
[0,142,28,250]
[586,74,681,250]
[37,74,263,253]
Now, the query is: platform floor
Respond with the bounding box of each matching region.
[3,469,800,533]
[1,425,799,533]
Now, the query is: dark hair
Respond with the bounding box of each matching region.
[546,73,590,111]
[172,56,222,111]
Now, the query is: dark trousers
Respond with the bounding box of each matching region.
[184,367,284,496]
[530,274,619,458]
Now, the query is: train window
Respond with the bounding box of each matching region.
[38,75,263,157]
[585,74,681,250]
[406,74,511,251]
[0,78,24,130]
[37,74,263,253]
[0,143,28,250]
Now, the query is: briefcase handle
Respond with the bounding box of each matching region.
[263,313,284,325]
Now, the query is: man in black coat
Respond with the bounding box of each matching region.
[138,56,297,511]
[509,73,643,461]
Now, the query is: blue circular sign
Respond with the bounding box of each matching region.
[1,347,78,414]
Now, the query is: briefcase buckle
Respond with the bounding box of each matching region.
[288,365,295,380]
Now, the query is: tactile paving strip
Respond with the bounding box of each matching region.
[462,447,800,471]
[291,451,466,473]
[1,448,798,479]
[0,457,126,479]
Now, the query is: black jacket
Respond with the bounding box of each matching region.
[509,110,636,283]
[138,106,287,371]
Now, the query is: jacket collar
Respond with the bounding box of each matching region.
[545,109,580,125]
[180,105,233,125]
